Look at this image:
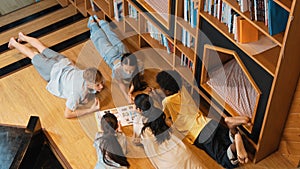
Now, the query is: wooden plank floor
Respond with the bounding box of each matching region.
[0,4,77,47]
[0,0,59,27]
[0,17,89,68]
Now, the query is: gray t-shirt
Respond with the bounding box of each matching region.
[46,58,95,110]
[112,59,144,84]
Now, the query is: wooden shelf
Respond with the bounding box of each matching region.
[134,0,170,29]
[76,1,86,16]
[141,33,174,65]
[273,0,292,12]
[200,11,280,76]
[223,0,285,46]
[125,17,139,33]
[176,17,197,37]
[174,66,194,85]
[87,8,105,19]
[175,42,196,61]
[93,0,110,17]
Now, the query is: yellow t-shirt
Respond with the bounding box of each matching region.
[162,87,211,144]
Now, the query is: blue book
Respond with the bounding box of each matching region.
[268,0,289,36]
[191,0,198,28]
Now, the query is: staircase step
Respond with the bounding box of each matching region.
[0,17,89,68]
[0,18,90,77]
[0,0,59,28]
[0,5,77,47]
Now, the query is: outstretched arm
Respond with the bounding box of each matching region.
[64,98,100,119]
[118,80,132,103]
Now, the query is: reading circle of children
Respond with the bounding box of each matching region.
[81,15,178,107]
[78,14,212,161]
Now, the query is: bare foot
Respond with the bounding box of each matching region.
[18,32,26,42]
[225,116,252,129]
[8,37,17,49]
[235,133,249,164]
[93,15,100,22]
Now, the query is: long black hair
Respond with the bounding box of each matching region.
[99,113,130,167]
[135,94,171,144]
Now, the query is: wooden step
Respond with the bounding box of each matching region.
[0,5,77,47]
[0,0,59,28]
[0,17,89,69]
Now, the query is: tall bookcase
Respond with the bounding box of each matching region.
[62,0,300,163]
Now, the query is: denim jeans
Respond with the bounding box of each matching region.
[89,20,128,69]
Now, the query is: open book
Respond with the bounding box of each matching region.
[95,105,138,131]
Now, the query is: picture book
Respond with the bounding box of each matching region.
[95,105,138,131]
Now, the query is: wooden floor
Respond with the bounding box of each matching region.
[0,1,296,168]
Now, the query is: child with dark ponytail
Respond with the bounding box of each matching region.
[134,94,203,168]
[94,113,130,169]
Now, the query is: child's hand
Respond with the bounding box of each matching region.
[117,121,122,132]
[127,92,134,104]
[132,137,142,146]
[91,98,100,112]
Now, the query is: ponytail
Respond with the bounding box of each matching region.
[100,113,130,167]
[141,108,171,144]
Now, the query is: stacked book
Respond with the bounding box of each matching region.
[113,0,124,21]
[147,21,174,54]
[182,0,198,49]
[203,0,289,41]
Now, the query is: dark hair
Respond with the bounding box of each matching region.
[156,70,182,95]
[129,73,148,93]
[141,107,171,144]
[121,53,137,66]
[134,94,171,144]
[83,67,103,83]
[121,53,140,82]
[134,94,153,111]
[99,113,130,167]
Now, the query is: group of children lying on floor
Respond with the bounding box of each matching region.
[8,15,251,168]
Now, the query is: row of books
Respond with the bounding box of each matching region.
[146,21,174,54]
[204,0,288,38]
[181,30,196,49]
[128,3,138,20]
[184,0,199,28]
[181,0,198,49]
[180,53,194,71]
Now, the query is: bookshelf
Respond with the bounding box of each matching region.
[197,0,300,163]
[63,0,300,164]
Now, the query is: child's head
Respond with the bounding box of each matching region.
[101,112,118,134]
[141,107,171,144]
[134,94,153,113]
[156,70,182,96]
[129,73,148,93]
[121,53,138,76]
[100,113,130,167]
[83,67,104,92]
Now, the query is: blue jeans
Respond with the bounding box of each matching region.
[32,48,66,81]
[89,20,128,69]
